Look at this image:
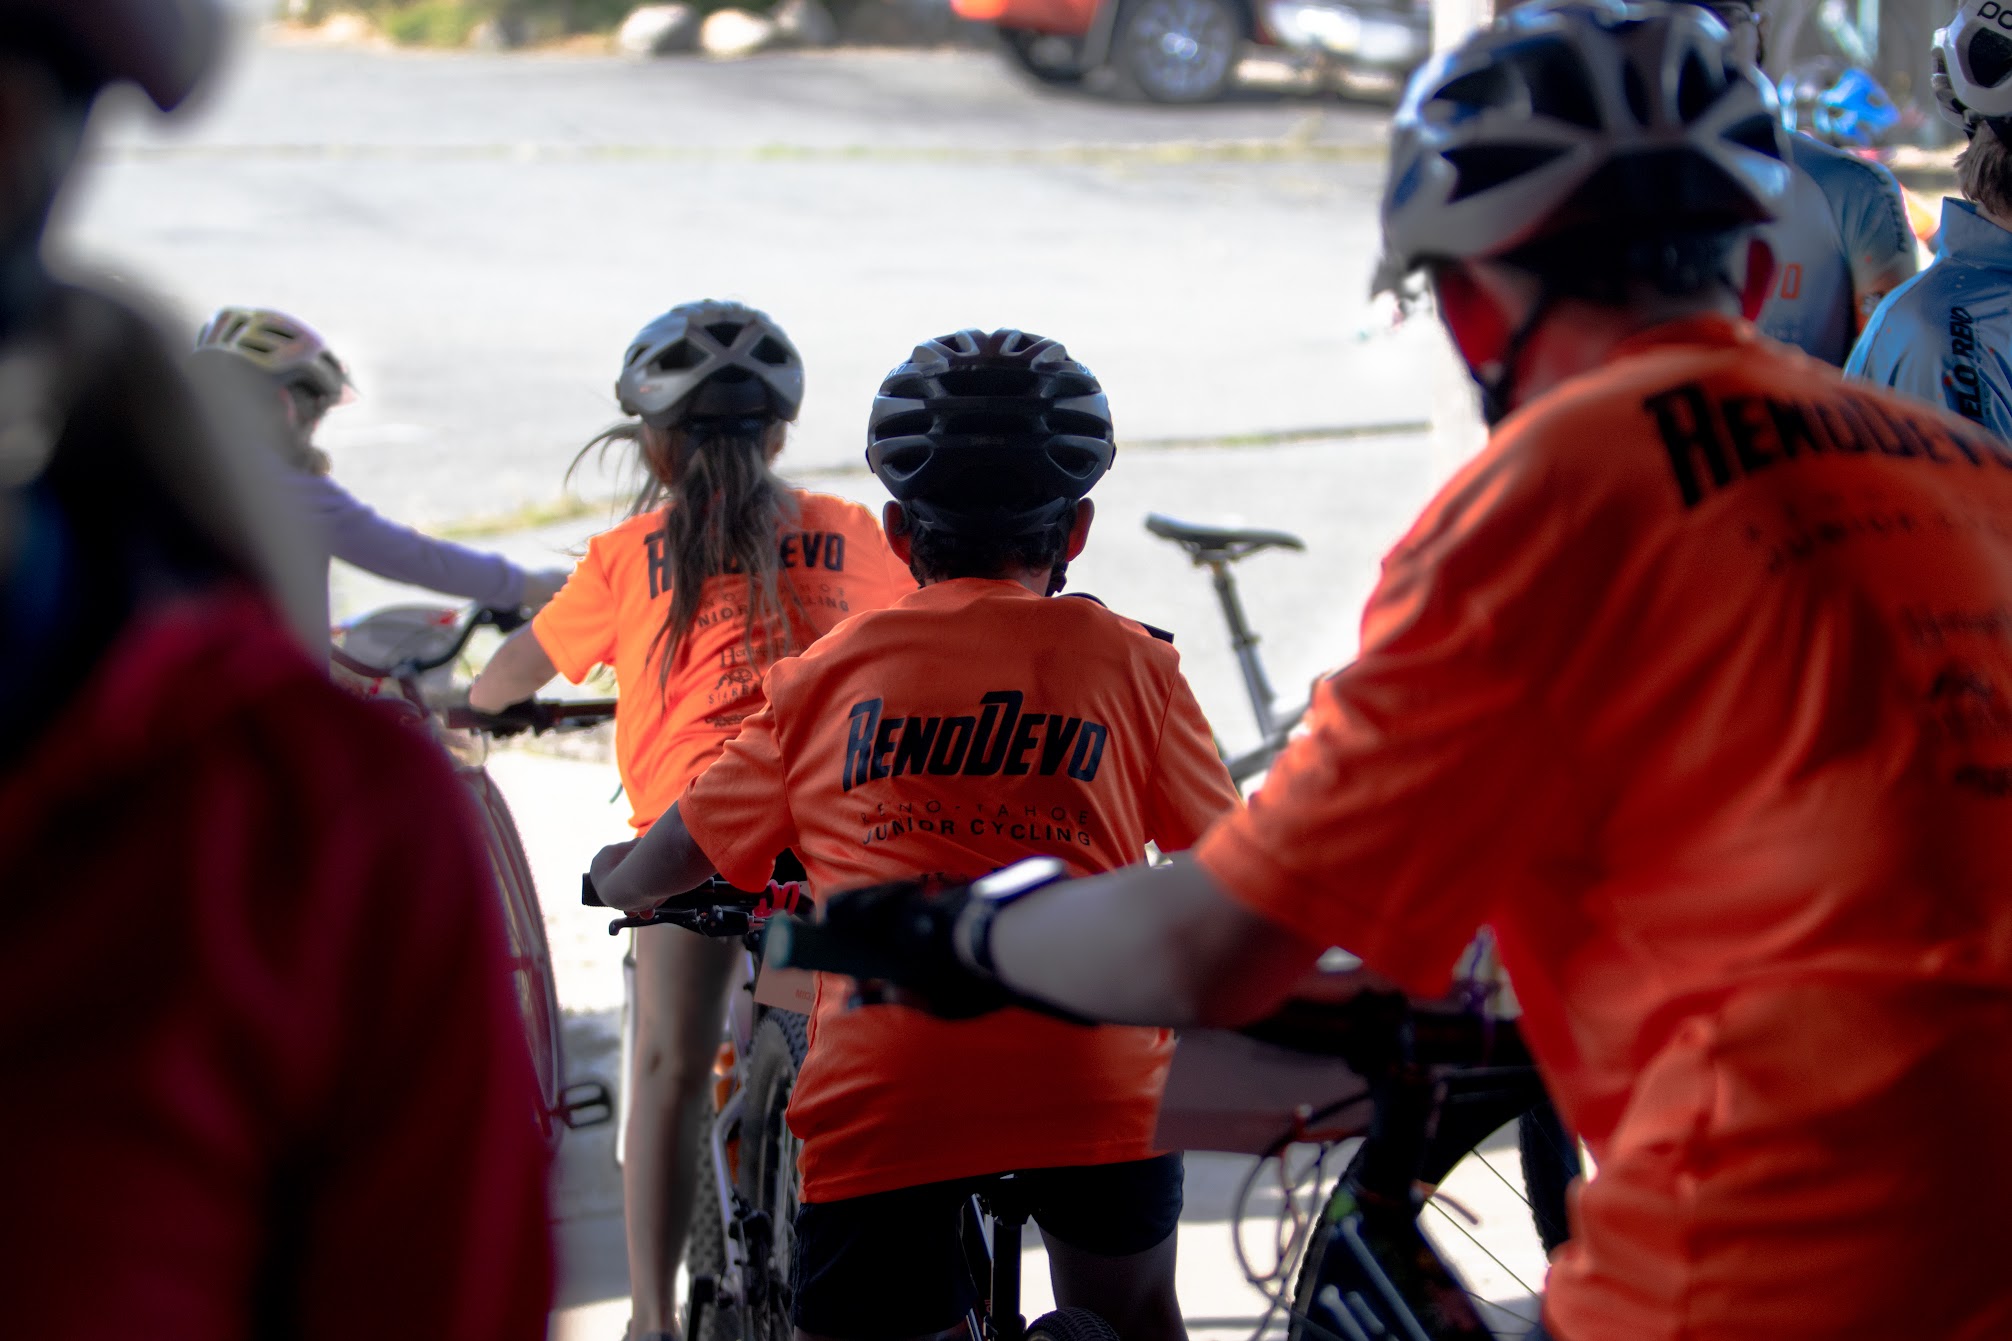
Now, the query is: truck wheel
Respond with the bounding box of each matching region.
[1115,0,1242,102]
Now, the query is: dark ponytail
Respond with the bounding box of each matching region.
[568,415,799,694]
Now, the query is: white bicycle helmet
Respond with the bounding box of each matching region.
[1935,0,2012,133]
[195,307,355,406]
[1379,0,1789,284]
[616,300,805,426]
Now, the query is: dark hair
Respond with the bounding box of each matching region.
[569,415,798,692]
[1501,227,1748,306]
[1959,124,2012,220]
[902,505,1075,593]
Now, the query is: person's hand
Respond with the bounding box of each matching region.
[519,567,571,611]
[589,839,648,912]
[807,878,1018,1020]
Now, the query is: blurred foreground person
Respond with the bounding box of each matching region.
[0,3,552,1338]
[1847,0,2012,433]
[788,5,2012,1338]
[195,306,569,637]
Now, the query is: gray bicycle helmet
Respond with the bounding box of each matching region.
[1379,0,1789,286]
[866,329,1114,538]
[0,0,221,111]
[616,301,805,426]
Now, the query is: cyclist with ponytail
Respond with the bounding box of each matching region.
[469,301,912,1341]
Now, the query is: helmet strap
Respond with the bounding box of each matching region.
[1468,290,1554,429]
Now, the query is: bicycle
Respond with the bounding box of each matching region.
[1146,510,1582,1267]
[332,602,617,1147]
[583,875,813,1341]
[769,913,1550,1341]
[1143,512,1310,786]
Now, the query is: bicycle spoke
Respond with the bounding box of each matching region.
[1476,1150,1534,1209]
[1421,1199,1539,1322]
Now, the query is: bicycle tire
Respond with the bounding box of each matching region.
[1026,1307,1121,1341]
[736,1010,809,1341]
[460,765,565,1148]
[684,1080,738,1341]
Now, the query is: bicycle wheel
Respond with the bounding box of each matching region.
[1027,1307,1121,1341]
[736,1010,809,1341]
[684,1080,739,1341]
[460,765,564,1147]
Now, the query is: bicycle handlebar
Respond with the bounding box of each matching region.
[767,912,1528,1076]
[581,873,808,938]
[397,605,527,678]
[445,699,618,738]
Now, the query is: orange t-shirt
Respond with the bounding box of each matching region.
[681,579,1242,1202]
[532,490,913,830]
[1196,316,2012,1341]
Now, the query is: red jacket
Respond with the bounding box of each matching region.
[0,592,552,1339]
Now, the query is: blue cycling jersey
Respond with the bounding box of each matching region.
[1755,133,1918,365]
[1846,197,2012,437]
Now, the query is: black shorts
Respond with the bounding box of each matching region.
[792,1154,1184,1339]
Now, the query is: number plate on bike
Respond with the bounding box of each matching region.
[1154,1030,1372,1155]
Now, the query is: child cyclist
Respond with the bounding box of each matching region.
[591,329,1241,1341]
[194,307,570,634]
[469,301,913,1341]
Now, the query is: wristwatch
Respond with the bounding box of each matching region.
[956,856,1071,975]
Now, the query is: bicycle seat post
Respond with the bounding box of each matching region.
[981,1180,1030,1341]
[1206,555,1280,740]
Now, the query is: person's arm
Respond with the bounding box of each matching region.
[590,803,719,912]
[596,689,802,911]
[982,857,1324,1027]
[1834,153,1920,337]
[298,473,530,607]
[468,626,559,712]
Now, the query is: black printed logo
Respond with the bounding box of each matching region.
[840,690,1109,792]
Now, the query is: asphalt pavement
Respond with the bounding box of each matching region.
[55,29,1438,526]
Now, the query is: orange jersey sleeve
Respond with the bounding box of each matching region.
[530,537,617,683]
[678,691,800,891]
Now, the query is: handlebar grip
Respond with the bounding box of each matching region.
[485,606,530,634]
[764,914,898,980]
[582,873,605,907]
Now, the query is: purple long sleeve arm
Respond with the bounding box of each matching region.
[291,471,526,608]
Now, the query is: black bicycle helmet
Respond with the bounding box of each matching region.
[866,329,1115,537]
[1,0,222,111]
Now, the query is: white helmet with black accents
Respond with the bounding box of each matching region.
[1935,0,2012,133]
[195,306,355,407]
[1379,0,1790,285]
[616,301,805,426]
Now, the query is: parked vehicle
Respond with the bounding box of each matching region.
[959,0,1430,102]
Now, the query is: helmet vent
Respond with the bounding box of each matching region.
[752,335,793,365]
[1519,38,1601,129]
[705,322,745,346]
[1622,59,1651,124]
[1049,411,1112,440]
[1433,63,1513,115]
[1675,51,1721,121]
[1973,28,2012,89]
[1443,143,1570,202]
[941,411,1040,441]
[938,368,1039,397]
[1722,112,1783,157]
[653,341,706,372]
[873,412,934,442]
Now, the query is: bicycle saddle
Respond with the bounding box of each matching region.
[1144,513,1306,561]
